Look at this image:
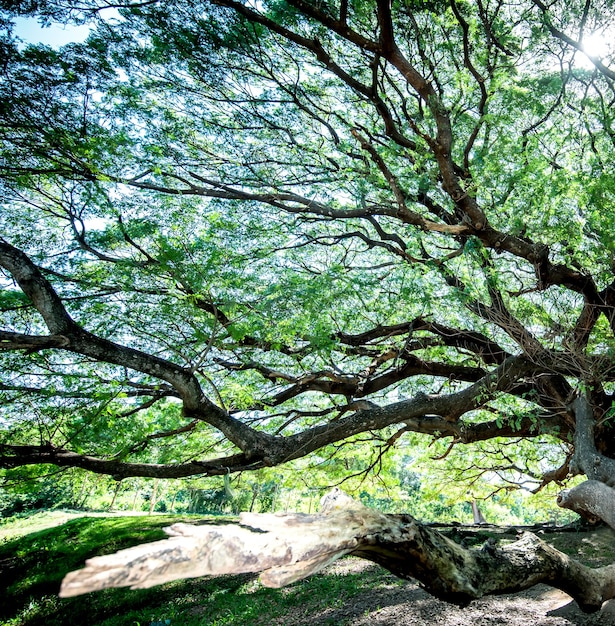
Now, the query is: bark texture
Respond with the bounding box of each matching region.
[558,481,615,529]
[60,489,615,613]
[556,396,615,531]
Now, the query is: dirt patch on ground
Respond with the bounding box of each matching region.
[273,526,615,626]
[303,572,615,626]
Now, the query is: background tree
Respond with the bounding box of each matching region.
[1,0,615,533]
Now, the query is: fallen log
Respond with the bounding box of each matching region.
[60,489,615,613]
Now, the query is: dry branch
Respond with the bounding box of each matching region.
[61,489,615,613]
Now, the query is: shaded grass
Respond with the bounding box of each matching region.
[0,513,394,626]
[1,515,187,625]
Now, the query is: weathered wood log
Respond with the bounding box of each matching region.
[60,489,615,613]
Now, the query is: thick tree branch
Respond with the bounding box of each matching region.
[558,480,615,529]
[0,239,77,334]
[0,407,563,478]
[278,356,538,462]
[0,330,70,351]
[0,444,257,478]
[0,239,269,455]
[60,489,615,613]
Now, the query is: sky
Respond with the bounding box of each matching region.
[11,12,611,71]
[12,16,92,48]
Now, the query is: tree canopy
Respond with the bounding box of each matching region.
[1,0,615,521]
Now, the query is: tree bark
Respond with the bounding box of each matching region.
[60,489,615,613]
[556,396,615,530]
[570,396,615,485]
[471,500,487,524]
[558,480,615,529]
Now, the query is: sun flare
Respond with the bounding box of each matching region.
[580,32,610,61]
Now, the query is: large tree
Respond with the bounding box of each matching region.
[2,0,615,610]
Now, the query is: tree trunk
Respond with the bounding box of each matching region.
[60,489,615,613]
[131,488,140,512]
[555,396,615,530]
[74,475,89,509]
[471,500,487,524]
[249,484,258,512]
[148,479,159,515]
[169,490,178,513]
[109,480,122,512]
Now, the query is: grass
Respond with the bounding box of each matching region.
[0,511,394,626]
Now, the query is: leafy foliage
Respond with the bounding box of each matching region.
[0,0,615,514]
